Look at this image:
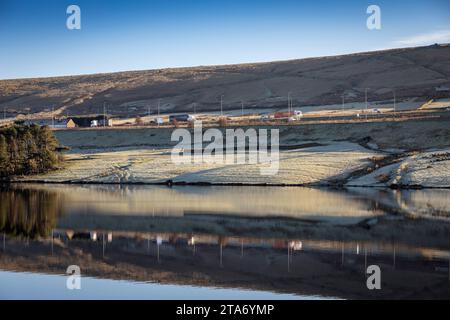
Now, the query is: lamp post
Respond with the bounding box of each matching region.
[158,99,161,117]
[393,89,396,119]
[365,88,369,121]
[288,92,291,113]
[103,101,106,127]
[448,78,450,99]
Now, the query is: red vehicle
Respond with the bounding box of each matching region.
[274,111,295,119]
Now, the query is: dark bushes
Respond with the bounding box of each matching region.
[0,124,61,178]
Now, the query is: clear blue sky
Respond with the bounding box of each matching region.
[1,0,450,79]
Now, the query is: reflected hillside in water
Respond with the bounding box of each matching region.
[4,183,450,221]
[14,184,386,224]
[1,229,449,299]
[0,184,449,245]
[0,184,449,299]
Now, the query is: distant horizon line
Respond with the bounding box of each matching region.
[1,43,448,82]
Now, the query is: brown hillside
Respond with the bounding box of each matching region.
[1,44,449,117]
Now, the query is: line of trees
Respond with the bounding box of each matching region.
[0,124,62,178]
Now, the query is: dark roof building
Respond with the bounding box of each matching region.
[24,118,76,129]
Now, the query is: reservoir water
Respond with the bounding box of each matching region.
[1,184,449,299]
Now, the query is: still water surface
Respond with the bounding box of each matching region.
[0,184,449,299]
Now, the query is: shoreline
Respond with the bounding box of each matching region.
[6,179,450,190]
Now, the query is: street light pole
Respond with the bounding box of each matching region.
[288,92,291,114]
[393,89,396,119]
[448,78,450,99]
[365,88,369,121]
[103,101,106,127]
[158,99,161,117]
[220,95,223,117]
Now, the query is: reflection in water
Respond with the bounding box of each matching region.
[1,229,450,299]
[0,185,61,239]
[0,184,449,299]
[7,184,449,221]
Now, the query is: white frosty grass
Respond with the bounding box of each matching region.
[397,149,450,188]
[348,149,450,189]
[25,142,376,185]
[347,163,401,187]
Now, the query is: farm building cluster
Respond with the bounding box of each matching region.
[24,116,114,129]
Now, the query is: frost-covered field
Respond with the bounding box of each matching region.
[21,142,376,185]
[20,143,450,188]
[348,149,450,188]
[15,119,450,188]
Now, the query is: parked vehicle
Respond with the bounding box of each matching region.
[274,111,295,119]
[169,114,195,123]
[151,117,164,125]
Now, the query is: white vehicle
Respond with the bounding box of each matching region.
[90,120,98,127]
[294,110,303,117]
[290,112,303,121]
[152,117,164,125]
